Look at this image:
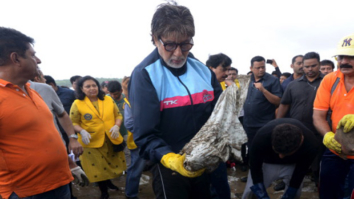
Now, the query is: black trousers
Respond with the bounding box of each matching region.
[151,163,211,199]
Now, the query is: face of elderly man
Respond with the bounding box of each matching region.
[153,34,193,69]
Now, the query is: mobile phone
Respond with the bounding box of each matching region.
[266,59,273,64]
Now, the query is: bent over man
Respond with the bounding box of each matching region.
[242,118,319,199]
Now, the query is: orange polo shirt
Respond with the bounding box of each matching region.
[314,71,354,159]
[0,79,73,199]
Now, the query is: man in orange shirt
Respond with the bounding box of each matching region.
[0,27,73,199]
[313,33,354,199]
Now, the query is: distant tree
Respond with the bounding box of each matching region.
[55,77,123,89]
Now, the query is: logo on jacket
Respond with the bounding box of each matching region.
[84,113,93,120]
[203,90,212,102]
[163,100,178,106]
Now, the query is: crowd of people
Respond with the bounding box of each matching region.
[1,2,354,199]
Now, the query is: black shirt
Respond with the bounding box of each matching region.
[281,74,324,133]
[250,118,319,188]
[243,73,283,127]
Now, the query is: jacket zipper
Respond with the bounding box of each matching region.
[177,76,197,133]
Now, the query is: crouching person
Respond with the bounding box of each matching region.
[242,118,319,199]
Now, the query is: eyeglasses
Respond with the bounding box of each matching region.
[159,38,194,52]
[335,55,354,62]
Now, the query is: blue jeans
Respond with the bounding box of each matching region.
[319,149,354,199]
[125,148,146,197]
[9,184,70,199]
[210,162,231,199]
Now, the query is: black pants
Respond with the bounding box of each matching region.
[151,163,211,199]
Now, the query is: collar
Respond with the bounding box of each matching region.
[298,73,324,82]
[0,79,31,88]
[251,73,270,82]
[84,96,104,118]
[0,79,11,87]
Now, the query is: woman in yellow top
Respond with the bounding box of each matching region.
[70,76,126,199]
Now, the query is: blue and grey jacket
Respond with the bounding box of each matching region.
[129,48,222,163]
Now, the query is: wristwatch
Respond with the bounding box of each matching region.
[69,134,78,139]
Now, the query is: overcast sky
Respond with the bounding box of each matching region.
[2,0,354,80]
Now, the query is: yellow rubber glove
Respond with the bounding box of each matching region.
[323,132,342,153]
[337,114,354,133]
[161,153,205,178]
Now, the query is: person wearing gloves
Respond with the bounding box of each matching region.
[128,3,222,199]
[70,76,126,199]
[313,33,354,199]
[242,118,319,199]
[30,68,88,199]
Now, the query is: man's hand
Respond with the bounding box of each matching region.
[225,79,234,87]
[161,153,205,178]
[122,76,130,91]
[68,139,83,157]
[270,59,279,68]
[122,76,130,99]
[337,114,354,133]
[80,130,91,145]
[323,131,342,153]
[250,183,270,199]
[109,125,120,139]
[254,82,264,92]
[71,166,90,187]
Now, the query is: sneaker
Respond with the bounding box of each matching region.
[273,180,286,191]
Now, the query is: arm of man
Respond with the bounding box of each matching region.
[254,82,281,106]
[47,85,83,156]
[289,131,319,189]
[124,102,134,132]
[249,132,269,185]
[271,59,281,78]
[57,111,83,156]
[313,110,331,137]
[129,67,172,162]
[249,128,271,198]
[313,75,332,137]
[122,76,130,100]
[276,85,292,118]
[276,104,290,118]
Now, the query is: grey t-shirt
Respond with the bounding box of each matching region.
[29,81,66,145]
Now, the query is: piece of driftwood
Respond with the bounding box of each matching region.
[335,127,354,159]
[181,75,250,172]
